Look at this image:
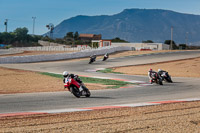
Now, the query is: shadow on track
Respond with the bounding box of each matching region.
[82,96,115,99]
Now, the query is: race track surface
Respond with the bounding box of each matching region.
[0,50,200,114]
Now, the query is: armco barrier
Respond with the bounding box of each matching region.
[0,49,24,55]
[10,46,81,51]
[0,46,132,64]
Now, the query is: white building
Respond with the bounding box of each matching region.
[111,42,170,50]
[92,40,112,47]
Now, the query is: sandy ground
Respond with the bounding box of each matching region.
[1,50,200,132]
[0,67,109,94]
[113,57,200,78]
[1,101,200,132]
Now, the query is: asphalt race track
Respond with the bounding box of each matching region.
[0,50,200,114]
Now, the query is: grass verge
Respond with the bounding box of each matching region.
[40,72,134,89]
[97,68,123,74]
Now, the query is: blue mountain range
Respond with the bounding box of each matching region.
[51,9,200,45]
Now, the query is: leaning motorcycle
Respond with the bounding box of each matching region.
[102,54,109,61]
[89,56,96,64]
[151,73,163,85]
[64,77,91,98]
[161,72,173,83]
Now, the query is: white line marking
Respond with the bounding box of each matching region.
[115,103,160,107]
[35,108,92,113]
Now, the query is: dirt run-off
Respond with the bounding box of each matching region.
[1,101,200,132]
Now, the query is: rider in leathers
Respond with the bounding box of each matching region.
[157,69,171,81]
[90,54,96,60]
[157,69,167,77]
[63,71,83,91]
[104,53,109,58]
[148,68,158,84]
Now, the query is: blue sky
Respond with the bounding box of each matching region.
[0,0,200,35]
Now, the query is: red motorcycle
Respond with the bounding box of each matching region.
[64,77,91,98]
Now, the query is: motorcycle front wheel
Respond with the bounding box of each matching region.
[85,89,91,97]
[89,60,93,64]
[166,77,173,83]
[82,86,91,97]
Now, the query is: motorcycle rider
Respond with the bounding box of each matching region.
[103,53,109,60]
[157,69,168,77]
[90,54,96,59]
[157,69,172,82]
[148,68,158,84]
[63,71,83,91]
[104,53,109,58]
[89,54,97,64]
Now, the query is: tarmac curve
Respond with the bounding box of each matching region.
[0,50,200,115]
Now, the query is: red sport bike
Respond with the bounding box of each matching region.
[64,77,91,98]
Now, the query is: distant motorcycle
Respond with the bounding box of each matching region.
[89,55,96,64]
[151,72,163,85]
[102,53,109,61]
[64,77,91,98]
[160,72,173,83]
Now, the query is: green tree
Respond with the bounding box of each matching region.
[41,36,53,42]
[13,27,29,43]
[55,38,65,44]
[65,32,74,38]
[164,40,178,50]
[74,31,79,40]
[179,44,187,50]
[0,27,42,47]
[0,32,15,44]
[111,37,128,42]
[142,40,154,43]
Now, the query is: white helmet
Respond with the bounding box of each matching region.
[63,71,69,77]
[158,69,161,72]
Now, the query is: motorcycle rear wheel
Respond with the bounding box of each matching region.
[71,86,81,98]
[159,81,163,85]
[158,79,163,85]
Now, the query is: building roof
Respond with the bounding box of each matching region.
[79,34,94,38]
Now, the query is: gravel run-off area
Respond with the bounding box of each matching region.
[1,101,200,132]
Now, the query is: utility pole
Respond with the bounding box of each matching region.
[4,19,8,32]
[170,26,173,50]
[32,17,36,35]
[185,32,189,45]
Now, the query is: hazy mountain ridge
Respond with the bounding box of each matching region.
[52,9,200,45]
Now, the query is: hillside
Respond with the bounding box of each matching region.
[50,9,200,45]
